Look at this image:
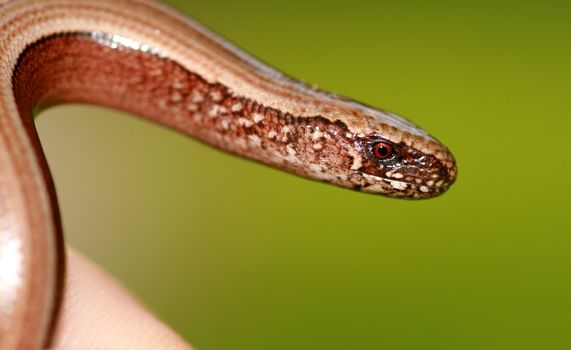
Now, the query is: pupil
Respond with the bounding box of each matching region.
[378,146,388,156]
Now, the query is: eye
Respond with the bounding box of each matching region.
[373,142,393,160]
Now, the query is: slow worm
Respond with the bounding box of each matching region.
[0,0,457,348]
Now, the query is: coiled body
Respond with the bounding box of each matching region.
[0,1,456,348]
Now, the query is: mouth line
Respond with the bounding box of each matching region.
[379,177,447,192]
[357,171,448,193]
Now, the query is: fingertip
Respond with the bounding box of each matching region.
[49,248,192,350]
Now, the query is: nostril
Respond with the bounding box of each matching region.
[440,167,448,177]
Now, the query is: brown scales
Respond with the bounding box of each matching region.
[12,34,355,184]
[12,33,454,198]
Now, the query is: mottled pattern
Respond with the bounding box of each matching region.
[14,33,455,198]
[0,0,456,159]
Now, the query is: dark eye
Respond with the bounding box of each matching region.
[373,142,393,159]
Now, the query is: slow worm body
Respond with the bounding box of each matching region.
[0,0,456,348]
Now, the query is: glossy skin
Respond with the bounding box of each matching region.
[0,1,456,349]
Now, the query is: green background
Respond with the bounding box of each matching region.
[37,0,570,349]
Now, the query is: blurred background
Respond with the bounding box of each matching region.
[36,0,570,349]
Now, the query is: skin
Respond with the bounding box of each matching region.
[52,249,192,350]
[0,0,457,349]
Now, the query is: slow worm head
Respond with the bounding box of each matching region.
[0,0,457,349]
